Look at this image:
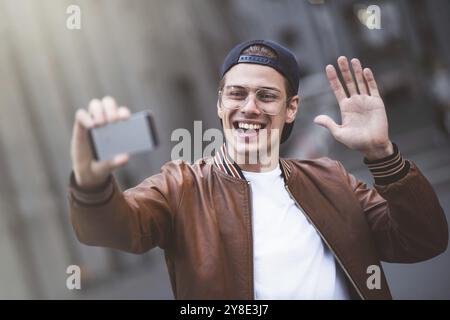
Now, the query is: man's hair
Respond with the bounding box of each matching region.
[218,44,296,99]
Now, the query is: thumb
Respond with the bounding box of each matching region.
[96,153,130,175]
[314,115,339,135]
[109,153,130,170]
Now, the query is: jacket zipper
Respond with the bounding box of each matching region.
[246,181,255,300]
[284,184,365,300]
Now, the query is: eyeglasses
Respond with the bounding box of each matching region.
[219,86,290,116]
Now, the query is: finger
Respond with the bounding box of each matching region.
[314,115,340,136]
[111,153,129,168]
[117,106,131,121]
[72,109,94,143]
[88,99,105,126]
[74,108,94,130]
[363,68,380,97]
[337,56,357,96]
[326,64,347,103]
[102,96,118,122]
[100,153,129,171]
[351,58,368,95]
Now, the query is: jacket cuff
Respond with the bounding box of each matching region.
[69,171,115,206]
[363,143,410,185]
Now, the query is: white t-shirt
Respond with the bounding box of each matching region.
[242,165,350,300]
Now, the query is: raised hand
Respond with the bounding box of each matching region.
[314,56,393,160]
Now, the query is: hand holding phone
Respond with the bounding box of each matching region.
[70,97,157,189]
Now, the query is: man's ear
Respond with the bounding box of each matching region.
[217,100,224,119]
[285,95,299,124]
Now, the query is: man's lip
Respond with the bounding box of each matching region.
[231,120,268,129]
[233,127,260,139]
[232,119,267,125]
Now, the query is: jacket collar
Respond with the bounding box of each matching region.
[213,143,292,182]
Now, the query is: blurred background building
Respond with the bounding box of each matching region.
[0,0,449,299]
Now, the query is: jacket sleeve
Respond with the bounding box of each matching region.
[67,161,185,254]
[338,153,448,263]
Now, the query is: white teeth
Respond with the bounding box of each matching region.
[237,122,262,130]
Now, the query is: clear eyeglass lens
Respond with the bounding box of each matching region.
[220,87,283,115]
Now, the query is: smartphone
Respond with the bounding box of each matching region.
[88,110,158,161]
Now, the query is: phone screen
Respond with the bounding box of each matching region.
[88,111,158,161]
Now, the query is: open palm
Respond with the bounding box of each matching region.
[314,56,392,159]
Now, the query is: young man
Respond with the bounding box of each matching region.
[69,40,448,299]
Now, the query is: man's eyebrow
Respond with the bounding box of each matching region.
[260,86,281,92]
[224,85,245,89]
[224,85,281,92]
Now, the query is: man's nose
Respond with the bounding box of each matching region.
[241,93,261,115]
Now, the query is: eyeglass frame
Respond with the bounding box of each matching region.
[218,85,293,116]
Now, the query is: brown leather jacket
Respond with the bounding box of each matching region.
[68,145,448,300]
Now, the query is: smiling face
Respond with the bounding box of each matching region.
[218,63,299,170]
